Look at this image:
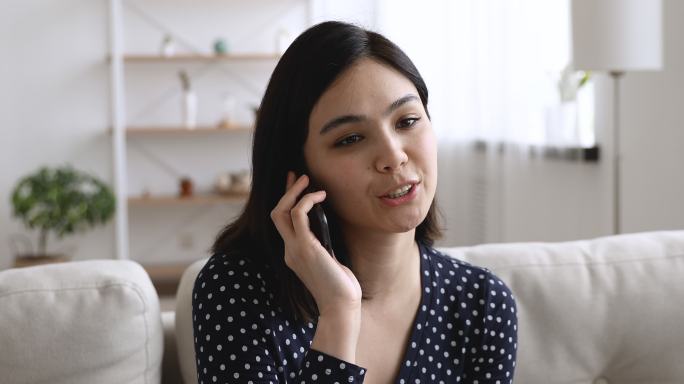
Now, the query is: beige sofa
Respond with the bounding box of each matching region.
[1,230,683,383]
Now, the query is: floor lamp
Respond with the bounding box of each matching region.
[571,0,663,234]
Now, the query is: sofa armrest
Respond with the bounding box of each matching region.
[0,260,163,384]
[175,259,207,384]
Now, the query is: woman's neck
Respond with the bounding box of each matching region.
[341,230,421,304]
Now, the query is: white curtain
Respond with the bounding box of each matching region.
[375,0,594,147]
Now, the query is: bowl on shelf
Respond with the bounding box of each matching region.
[215,170,251,195]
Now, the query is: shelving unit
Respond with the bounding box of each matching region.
[122,53,281,62]
[128,193,248,206]
[113,125,253,135]
[108,0,311,261]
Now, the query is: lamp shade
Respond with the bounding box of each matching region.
[571,0,663,71]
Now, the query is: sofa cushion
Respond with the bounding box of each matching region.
[443,230,684,383]
[174,231,684,383]
[0,260,163,384]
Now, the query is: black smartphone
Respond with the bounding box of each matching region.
[304,179,334,256]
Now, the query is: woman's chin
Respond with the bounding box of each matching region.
[337,204,429,235]
[386,212,427,233]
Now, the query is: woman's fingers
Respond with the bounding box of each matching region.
[271,172,314,241]
[285,171,296,190]
[279,173,309,209]
[270,172,362,315]
[290,189,327,240]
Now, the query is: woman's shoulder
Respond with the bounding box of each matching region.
[421,243,518,333]
[193,250,276,306]
[420,243,515,299]
[420,242,491,276]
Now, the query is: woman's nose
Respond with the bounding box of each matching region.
[374,133,408,173]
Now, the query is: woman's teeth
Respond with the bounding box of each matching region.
[387,184,412,198]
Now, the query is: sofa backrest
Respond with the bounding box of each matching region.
[175,230,684,383]
[0,260,163,384]
[442,230,684,383]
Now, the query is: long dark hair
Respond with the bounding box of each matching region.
[211,21,442,323]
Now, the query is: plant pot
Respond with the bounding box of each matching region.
[13,254,71,268]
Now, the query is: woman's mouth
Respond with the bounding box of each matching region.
[379,182,419,206]
[387,184,412,198]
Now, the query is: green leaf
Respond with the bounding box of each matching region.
[10,165,116,254]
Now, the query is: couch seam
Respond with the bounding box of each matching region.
[0,281,141,298]
[485,252,684,271]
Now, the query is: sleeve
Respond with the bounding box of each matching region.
[192,254,367,383]
[192,255,280,383]
[297,349,367,383]
[465,272,518,383]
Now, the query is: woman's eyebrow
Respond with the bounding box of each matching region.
[319,94,419,135]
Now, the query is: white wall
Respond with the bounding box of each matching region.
[1,0,682,269]
[621,0,684,233]
[1,0,113,268]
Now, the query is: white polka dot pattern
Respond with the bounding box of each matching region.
[192,242,517,383]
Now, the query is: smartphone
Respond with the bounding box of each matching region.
[304,179,334,256]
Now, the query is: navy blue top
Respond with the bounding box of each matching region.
[192,242,518,383]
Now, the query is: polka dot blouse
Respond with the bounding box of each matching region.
[192,242,518,383]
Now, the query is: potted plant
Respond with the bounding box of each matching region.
[10,166,115,267]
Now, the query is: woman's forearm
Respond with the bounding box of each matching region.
[310,310,362,363]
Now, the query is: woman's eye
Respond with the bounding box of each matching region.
[335,134,363,147]
[397,117,420,129]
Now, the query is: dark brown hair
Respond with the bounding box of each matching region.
[211,21,442,323]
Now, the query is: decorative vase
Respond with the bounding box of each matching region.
[229,170,251,194]
[218,94,237,128]
[161,35,176,57]
[275,29,291,54]
[213,38,228,55]
[182,91,197,129]
[544,102,578,146]
[215,173,232,194]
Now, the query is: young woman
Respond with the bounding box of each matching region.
[192,21,517,383]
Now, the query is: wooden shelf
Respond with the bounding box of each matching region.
[107,2,291,261]
[121,53,281,62]
[128,193,248,206]
[122,125,253,136]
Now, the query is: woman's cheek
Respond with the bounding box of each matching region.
[422,127,438,163]
[416,127,438,197]
[322,165,363,213]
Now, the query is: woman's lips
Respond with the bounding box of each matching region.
[379,182,419,207]
[378,179,421,197]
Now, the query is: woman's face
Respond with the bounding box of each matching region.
[304,58,437,236]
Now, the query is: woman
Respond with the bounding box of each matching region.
[192,21,517,383]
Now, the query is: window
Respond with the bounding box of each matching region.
[376,0,595,149]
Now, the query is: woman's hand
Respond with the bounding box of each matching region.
[270,172,362,317]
